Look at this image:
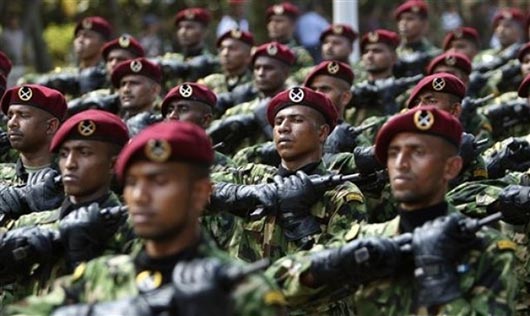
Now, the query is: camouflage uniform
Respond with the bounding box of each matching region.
[199,69,253,94]
[282,39,314,73]
[4,235,285,316]
[395,38,441,77]
[210,161,367,263]
[267,204,517,316]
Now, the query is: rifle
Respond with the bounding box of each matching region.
[483,98,530,138]
[473,43,521,74]
[324,121,378,155]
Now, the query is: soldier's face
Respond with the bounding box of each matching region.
[397,12,425,42]
[253,56,289,94]
[106,49,136,74]
[6,105,55,152]
[218,38,251,74]
[308,75,351,116]
[58,140,114,203]
[273,105,328,164]
[123,161,211,241]
[521,54,530,77]
[74,30,105,60]
[177,20,206,48]
[411,91,461,117]
[321,35,352,62]
[267,15,294,41]
[164,100,212,129]
[362,43,396,74]
[119,75,159,114]
[495,19,523,47]
[446,39,478,60]
[387,132,462,211]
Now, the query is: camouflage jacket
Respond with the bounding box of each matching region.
[282,39,314,73]
[210,161,367,263]
[4,235,285,316]
[199,69,253,94]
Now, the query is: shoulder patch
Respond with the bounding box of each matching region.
[344,192,364,203]
[473,168,488,179]
[72,262,87,281]
[264,290,287,306]
[496,240,517,251]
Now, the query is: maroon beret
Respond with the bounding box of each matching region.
[518,42,530,62]
[442,27,480,51]
[115,121,214,182]
[375,106,463,163]
[266,2,300,21]
[174,8,211,26]
[518,74,530,97]
[493,8,526,28]
[102,35,145,61]
[267,87,338,129]
[319,24,358,43]
[406,73,466,108]
[427,52,472,75]
[303,60,354,87]
[161,83,217,117]
[75,16,113,40]
[216,28,254,47]
[394,0,428,19]
[1,84,67,121]
[361,29,400,51]
[111,58,162,88]
[251,42,295,66]
[0,51,12,76]
[50,109,129,152]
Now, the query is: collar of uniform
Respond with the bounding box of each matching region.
[183,46,206,59]
[277,160,322,177]
[398,201,448,233]
[59,192,113,219]
[16,159,59,183]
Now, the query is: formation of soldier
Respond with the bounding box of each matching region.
[2,0,530,315]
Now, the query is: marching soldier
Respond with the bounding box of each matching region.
[442,26,481,61]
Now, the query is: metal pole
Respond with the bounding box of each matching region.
[332,0,359,63]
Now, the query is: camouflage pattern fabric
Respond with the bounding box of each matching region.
[199,70,253,94]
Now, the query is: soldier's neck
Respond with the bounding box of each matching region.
[145,226,201,259]
[368,70,393,81]
[261,85,285,98]
[181,44,204,58]
[69,185,110,205]
[280,153,321,173]
[79,55,102,70]
[20,151,53,169]
[225,66,247,78]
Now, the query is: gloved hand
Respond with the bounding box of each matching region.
[59,203,127,270]
[25,168,65,212]
[172,258,235,316]
[353,146,383,175]
[0,226,60,285]
[0,130,11,153]
[412,213,478,307]
[126,112,162,137]
[274,171,321,245]
[209,182,278,217]
[484,138,530,178]
[492,185,530,225]
[258,142,281,166]
[207,113,257,151]
[324,122,359,154]
[309,236,403,287]
[253,98,273,140]
[0,185,28,219]
[458,132,477,168]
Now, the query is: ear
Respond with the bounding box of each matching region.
[318,124,331,144]
[190,178,212,217]
[444,155,463,181]
[109,155,118,175]
[201,113,213,128]
[339,90,353,111]
[451,102,462,118]
[46,118,61,135]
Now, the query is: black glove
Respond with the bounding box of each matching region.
[309,236,403,287]
[59,203,127,270]
[458,132,477,168]
[0,226,60,285]
[253,98,273,140]
[324,122,359,154]
[353,146,383,175]
[210,182,278,217]
[0,185,28,220]
[207,113,258,153]
[0,130,11,153]
[172,258,235,316]
[484,138,530,178]
[412,213,478,307]
[25,168,65,212]
[257,142,281,166]
[491,184,530,225]
[274,171,321,246]
[126,112,162,137]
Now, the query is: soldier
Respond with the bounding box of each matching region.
[20,17,112,98]
[0,50,12,78]
[266,2,314,72]
[0,109,130,304]
[199,28,254,94]
[268,106,516,315]
[427,51,472,85]
[111,57,162,136]
[4,121,285,316]
[210,86,367,263]
[208,41,295,155]
[67,34,145,116]
[393,0,441,77]
[0,85,65,189]
[442,26,480,61]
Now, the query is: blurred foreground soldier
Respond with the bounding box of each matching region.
[3,121,286,315]
[66,34,145,117]
[210,87,367,262]
[393,0,441,77]
[111,57,162,136]
[0,109,129,304]
[442,26,480,60]
[0,50,13,78]
[0,85,65,189]
[199,28,254,94]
